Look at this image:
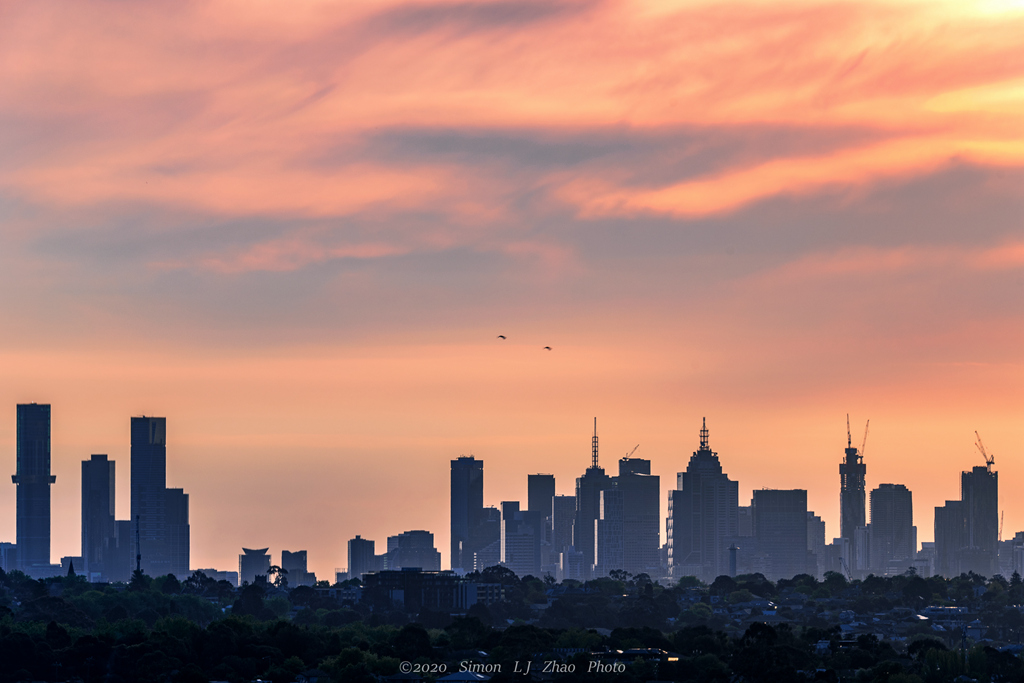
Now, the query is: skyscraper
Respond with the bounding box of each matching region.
[165,488,190,578]
[574,419,611,578]
[13,404,56,576]
[616,457,660,575]
[753,489,814,581]
[131,416,168,576]
[807,511,826,579]
[81,454,116,579]
[595,488,624,577]
[869,483,915,575]
[668,419,739,582]
[450,456,484,571]
[961,466,998,575]
[131,416,189,578]
[933,463,998,578]
[839,419,867,574]
[501,501,543,578]
[527,474,555,516]
[552,494,576,576]
[934,500,965,577]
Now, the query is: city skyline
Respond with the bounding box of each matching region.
[0,405,1016,582]
[1,0,1021,584]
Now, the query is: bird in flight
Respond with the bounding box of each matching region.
[497,335,506,340]
[543,346,552,350]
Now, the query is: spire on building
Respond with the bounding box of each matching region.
[592,417,599,469]
[700,417,709,451]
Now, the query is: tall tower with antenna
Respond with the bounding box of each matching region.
[668,417,739,582]
[574,417,611,578]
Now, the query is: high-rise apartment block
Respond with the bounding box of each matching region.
[668,420,738,582]
[13,404,57,577]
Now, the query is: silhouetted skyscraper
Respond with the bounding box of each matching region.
[528,474,557,572]
[82,454,115,579]
[668,419,738,582]
[961,466,998,575]
[165,488,190,578]
[131,416,167,576]
[753,488,814,581]
[616,457,660,575]
[807,511,826,579]
[840,419,867,574]
[575,419,611,577]
[933,464,999,578]
[595,488,623,576]
[934,500,965,577]
[501,501,543,578]
[528,474,556,516]
[450,456,484,571]
[551,495,575,553]
[13,404,56,576]
[869,483,915,574]
[130,417,189,578]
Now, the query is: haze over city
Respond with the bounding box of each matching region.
[0,0,1022,583]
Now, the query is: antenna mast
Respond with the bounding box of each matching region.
[592,417,599,468]
[700,417,709,451]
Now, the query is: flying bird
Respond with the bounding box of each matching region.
[543,346,552,350]
[497,335,506,339]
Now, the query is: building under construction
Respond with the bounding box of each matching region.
[839,417,868,577]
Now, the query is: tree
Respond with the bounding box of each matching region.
[266,565,289,587]
[129,568,151,592]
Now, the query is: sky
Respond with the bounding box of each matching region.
[0,0,1021,582]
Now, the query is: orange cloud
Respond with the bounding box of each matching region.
[1,0,1021,225]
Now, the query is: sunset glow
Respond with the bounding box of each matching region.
[0,0,1021,580]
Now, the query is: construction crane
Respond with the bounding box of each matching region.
[975,431,995,472]
[860,420,870,459]
[625,444,639,459]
